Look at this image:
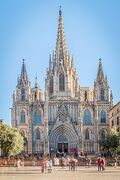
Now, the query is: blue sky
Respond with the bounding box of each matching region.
[0,0,120,124]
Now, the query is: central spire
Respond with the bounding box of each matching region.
[56,6,67,66]
[97,58,104,82]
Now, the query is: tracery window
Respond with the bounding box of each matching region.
[100,110,106,123]
[59,73,65,91]
[20,111,25,123]
[83,110,91,125]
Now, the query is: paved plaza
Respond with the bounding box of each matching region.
[0,166,120,180]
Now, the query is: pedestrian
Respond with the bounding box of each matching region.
[61,156,65,168]
[40,158,45,173]
[86,157,91,168]
[97,157,101,171]
[114,157,118,168]
[16,158,21,167]
[101,157,106,171]
[48,157,53,173]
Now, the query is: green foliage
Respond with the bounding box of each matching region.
[99,128,120,156]
[0,122,24,156]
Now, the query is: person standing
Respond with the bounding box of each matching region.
[101,157,106,171]
[48,157,53,173]
[97,157,101,171]
[40,158,45,173]
[114,157,118,168]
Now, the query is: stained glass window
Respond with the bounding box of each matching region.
[100,110,106,123]
[20,111,25,123]
[83,110,91,125]
[34,110,41,124]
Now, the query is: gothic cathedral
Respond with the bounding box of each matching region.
[12,8,113,155]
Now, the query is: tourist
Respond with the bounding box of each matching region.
[97,157,101,171]
[47,157,53,173]
[114,157,118,168]
[61,155,65,168]
[16,158,21,167]
[86,156,91,168]
[40,158,45,173]
[101,157,106,171]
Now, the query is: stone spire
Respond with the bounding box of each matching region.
[35,76,39,88]
[97,58,104,82]
[71,55,74,68]
[110,90,113,105]
[19,59,28,86]
[56,6,67,66]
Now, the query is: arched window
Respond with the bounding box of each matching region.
[36,129,40,139]
[117,127,120,132]
[83,110,91,125]
[101,89,104,101]
[85,129,90,140]
[59,73,65,91]
[100,110,106,123]
[21,89,25,101]
[85,91,87,101]
[34,92,37,100]
[20,111,25,123]
[50,76,53,93]
[117,116,119,125]
[34,110,41,124]
[100,130,106,140]
[20,129,25,137]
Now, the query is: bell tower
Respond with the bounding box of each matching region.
[12,59,32,153]
[94,59,110,102]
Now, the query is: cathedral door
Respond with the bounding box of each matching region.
[58,143,68,153]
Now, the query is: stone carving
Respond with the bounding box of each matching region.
[58,104,68,122]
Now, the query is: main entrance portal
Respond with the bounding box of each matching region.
[58,143,68,153]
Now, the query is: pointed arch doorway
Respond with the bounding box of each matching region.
[57,134,68,153]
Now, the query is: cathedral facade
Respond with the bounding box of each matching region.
[11,9,113,155]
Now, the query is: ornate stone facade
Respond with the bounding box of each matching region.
[11,8,113,154]
[109,101,120,133]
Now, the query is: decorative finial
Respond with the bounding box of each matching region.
[35,75,38,88]
[59,5,62,16]
[99,58,102,62]
[23,59,25,63]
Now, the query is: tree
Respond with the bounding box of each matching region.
[99,127,120,156]
[0,122,24,157]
